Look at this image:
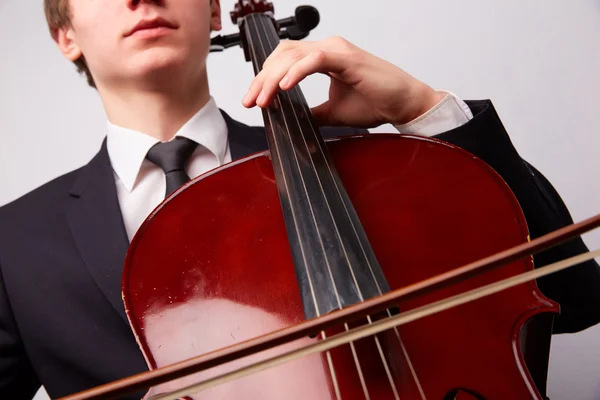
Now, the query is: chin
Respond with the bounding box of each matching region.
[136,47,185,71]
[128,48,201,84]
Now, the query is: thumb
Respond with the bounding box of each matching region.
[310,100,339,127]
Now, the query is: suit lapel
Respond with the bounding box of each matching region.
[66,139,131,324]
[220,110,269,160]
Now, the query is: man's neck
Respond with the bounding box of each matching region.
[99,69,211,142]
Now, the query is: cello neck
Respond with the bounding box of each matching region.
[242,13,279,77]
[240,10,391,320]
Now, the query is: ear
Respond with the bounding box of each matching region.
[210,0,222,32]
[53,26,83,62]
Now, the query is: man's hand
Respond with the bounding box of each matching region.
[242,36,445,128]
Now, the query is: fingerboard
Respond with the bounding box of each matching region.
[242,13,391,320]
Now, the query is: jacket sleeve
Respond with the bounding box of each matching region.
[0,261,40,399]
[434,99,600,334]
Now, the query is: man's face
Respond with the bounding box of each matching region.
[57,0,222,87]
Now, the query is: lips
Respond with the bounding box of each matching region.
[125,17,178,37]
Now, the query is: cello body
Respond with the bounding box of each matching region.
[122,133,559,399]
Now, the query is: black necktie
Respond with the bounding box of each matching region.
[146,137,198,197]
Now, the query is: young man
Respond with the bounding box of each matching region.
[1,0,599,399]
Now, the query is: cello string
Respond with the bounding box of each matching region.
[256,13,406,399]
[254,16,376,400]
[145,248,600,400]
[249,14,352,398]
[293,84,426,399]
[321,331,344,400]
[253,14,370,398]
[290,60,425,399]
[257,16,407,400]
[244,15,340,398]
[282,86,399,400]
[245,15,320,316]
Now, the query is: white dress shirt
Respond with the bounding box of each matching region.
[106,92,473,241]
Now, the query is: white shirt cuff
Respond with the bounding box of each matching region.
[393,91,473,137]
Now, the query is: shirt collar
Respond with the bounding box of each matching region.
[106,97,228,192]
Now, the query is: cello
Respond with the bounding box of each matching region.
[61,2,600,399]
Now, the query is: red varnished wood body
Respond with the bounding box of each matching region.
[122,134,559,399]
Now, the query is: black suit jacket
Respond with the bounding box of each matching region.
[1,100,599,399]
